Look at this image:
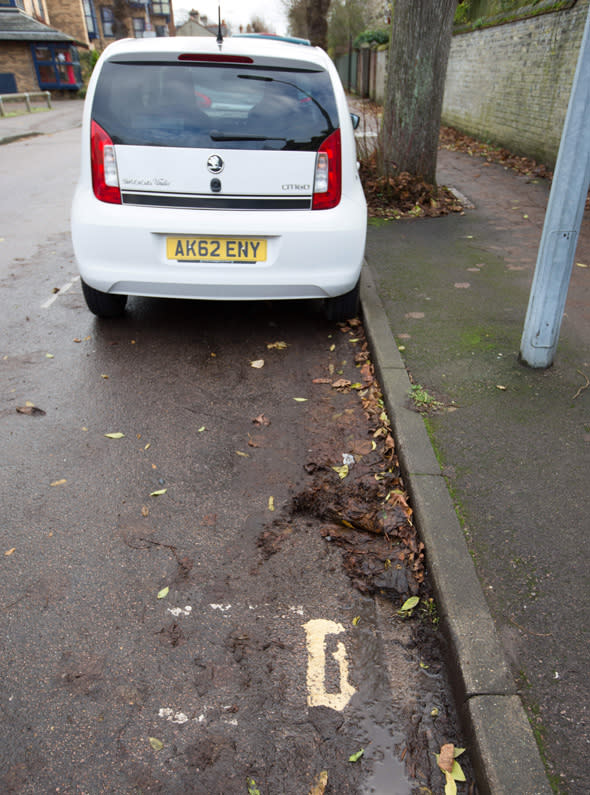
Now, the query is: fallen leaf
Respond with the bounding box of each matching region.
[331,378,351,389]
[352,616,360,626]
[198,426,205,433]
[16,405,46,417]
[400,596,419,613]
[309,770,328,795]
[45,353,54,359]
[576,262,588,268]
[73,337,82,343]
[150,488,167,496]
[267,341,288,350]
[496,384,507,391]
[50,479,67,487]
[236,450,249,458]
[157,586,169,599]
[252,413,270,426]
[268,496,275,511]
[144,442,151,449]
[149,737,164,751]
[312,377,332,384]
[443,773,457,795]
[348,748,364,763]
[250,359,265,368]
[438,743,455,774]
[350,439,371,456]
[104,432,125,439]
[332,465,349,479]
[141,505,149,517]
[5,548,16,556]
[247,780,261,795]
[293,397,308,402]
[101,374,109,379]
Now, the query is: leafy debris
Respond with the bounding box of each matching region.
[359,159,463,219]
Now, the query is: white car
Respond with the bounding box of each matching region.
[71,34,367,320]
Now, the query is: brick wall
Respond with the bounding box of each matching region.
[45,0,90,47]
[442,0,590,167]
[0,43,38,93]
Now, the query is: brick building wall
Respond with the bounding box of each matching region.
[442,0,590,167]
[45,0,90,47]
[0,42,38,92]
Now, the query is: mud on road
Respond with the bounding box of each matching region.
[1,272,474,793]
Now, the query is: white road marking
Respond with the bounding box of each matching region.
[167,605,192,617]
[41,275,80,309]
[303,618,357,711]
[159,708,189,724]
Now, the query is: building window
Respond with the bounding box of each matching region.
[0,0,25,8]
[32,43,82,90]
[32,0,46,21]
[132,17,145,38]
[82,0,98,39]
[152,1,171,15]
[155,24,168,37]
[101,7,115,37]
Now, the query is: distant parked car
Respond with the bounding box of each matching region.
[71,34,367,320]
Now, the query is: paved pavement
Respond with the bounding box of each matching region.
[0,96,83,144]
[363,149,589,793]
[3,99,589,794]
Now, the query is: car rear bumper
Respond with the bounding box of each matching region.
[71,191,367,301]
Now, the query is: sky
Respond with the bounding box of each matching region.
[172,1,289,37]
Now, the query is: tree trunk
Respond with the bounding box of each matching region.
[306,0,332,49]
[113,0,130,39]
[379,0,457,184]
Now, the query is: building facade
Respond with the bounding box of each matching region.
[0,0,174,94]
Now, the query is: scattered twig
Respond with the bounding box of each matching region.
[572,370,589,400]
[509,616,552,637]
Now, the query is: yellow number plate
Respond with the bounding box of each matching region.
[167,236,267,263]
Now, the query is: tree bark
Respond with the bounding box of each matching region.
[113,0,130,39]
[305,0,332,49]
[379,0,457,184]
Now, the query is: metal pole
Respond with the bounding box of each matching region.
[519,5,590,368]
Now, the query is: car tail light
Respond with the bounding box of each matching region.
[178,53,253,63]
[312,128,342,210]
[91,120,121,204]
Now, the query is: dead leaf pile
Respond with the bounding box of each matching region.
[439,126,552,179]
[289,321,425,596]
[359,160,464,219]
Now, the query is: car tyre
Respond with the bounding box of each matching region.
[324,278,360,322]
[81,279,128,318]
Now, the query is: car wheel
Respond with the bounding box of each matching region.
[81,279,128,318]
[324,279,360,322]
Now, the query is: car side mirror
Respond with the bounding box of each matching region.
[350,113,360,130]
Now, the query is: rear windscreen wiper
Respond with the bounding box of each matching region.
[237,74,334,130]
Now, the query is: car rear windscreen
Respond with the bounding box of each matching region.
[92,61,339,151]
